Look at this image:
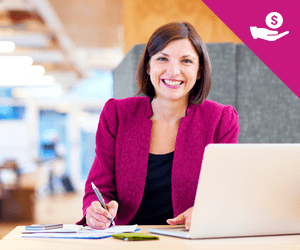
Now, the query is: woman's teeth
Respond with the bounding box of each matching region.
[163,79,183,86]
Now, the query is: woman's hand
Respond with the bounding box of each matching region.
[86,200,118,229]
[166,207,193,230]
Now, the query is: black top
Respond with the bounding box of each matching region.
[129,151,174,225]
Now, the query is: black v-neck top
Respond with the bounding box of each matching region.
[129,151,174,225]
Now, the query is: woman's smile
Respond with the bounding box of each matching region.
[162,79,184,88]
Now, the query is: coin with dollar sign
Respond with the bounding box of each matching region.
[266,12,283,29]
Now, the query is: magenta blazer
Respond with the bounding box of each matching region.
[77,96,239,225]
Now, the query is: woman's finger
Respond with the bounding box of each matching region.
[166,213,185,225]
[183,207,193,230]
[106,200,119,218]
[91,201,113,220]
[86,202,111,229]
[88,216,110,229]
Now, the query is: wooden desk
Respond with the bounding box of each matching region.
[2,226,300,250]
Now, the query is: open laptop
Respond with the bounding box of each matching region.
[147,143,300,239]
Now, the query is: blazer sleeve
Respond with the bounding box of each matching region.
[214,105,239,143]
[77,98,119,225]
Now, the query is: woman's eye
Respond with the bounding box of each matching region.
[157,57,167,61]
[182,59,193,63]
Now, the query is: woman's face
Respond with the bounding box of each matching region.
[148,38,200,103]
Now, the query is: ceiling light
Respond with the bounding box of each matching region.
[0,65,45,78]
[0,41,16,53]
[0,75,55,87]
[0,56,33,67]
[0,34,50,48]
[11,84,63,98]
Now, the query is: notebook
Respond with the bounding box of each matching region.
[147,143,300,239]
[21,224,138,239]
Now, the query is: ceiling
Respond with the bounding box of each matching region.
[0,0,124,93]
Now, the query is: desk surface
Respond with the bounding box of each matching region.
[2,226,300,250]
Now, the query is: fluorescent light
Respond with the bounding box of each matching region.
[0,34,50,48]
[0,75,55,87]
[0,56,33,67]
[10,51,65,64]
[0,65,45,78]
[0,41,16,53]
[11,84,63,98]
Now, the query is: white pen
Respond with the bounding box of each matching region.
[91,182,116,227]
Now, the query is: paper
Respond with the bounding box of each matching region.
[21,224,138,239]
[21,232,114,239]
[92,225,138,234]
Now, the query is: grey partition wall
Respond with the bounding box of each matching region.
[113,44,145,99]
[236,44,300,143]
[206,43,237,108]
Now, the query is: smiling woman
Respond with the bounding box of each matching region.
[137,22,211,105]
[78,22,239,230]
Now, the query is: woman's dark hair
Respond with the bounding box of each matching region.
[136,22,212,105]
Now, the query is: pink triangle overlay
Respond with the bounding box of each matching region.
[202,0,300,98]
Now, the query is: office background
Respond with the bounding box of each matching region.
[0,0,298,233]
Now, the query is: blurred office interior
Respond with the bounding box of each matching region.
[0,0,242,235]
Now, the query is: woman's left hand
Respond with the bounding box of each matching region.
[166,207,193,230]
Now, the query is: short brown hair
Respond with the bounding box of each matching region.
[137,22,211,105]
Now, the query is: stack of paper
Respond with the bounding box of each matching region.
[21,224,138,239]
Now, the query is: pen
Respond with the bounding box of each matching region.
[91,182,115,227]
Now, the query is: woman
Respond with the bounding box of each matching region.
[77,22,239,230]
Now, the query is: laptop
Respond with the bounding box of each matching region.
[147,143,300,239]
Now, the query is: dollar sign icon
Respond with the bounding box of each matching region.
[266,12,283,29]
[271,15,278,26]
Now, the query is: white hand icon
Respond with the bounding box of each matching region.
[250,26,289,41]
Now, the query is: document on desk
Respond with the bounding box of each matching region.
[21,224,138,239]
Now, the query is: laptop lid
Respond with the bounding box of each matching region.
[148,144,300,239]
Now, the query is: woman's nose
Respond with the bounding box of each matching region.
[166,61,180,76]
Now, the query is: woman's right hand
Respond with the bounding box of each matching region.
[86,200,118,229]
